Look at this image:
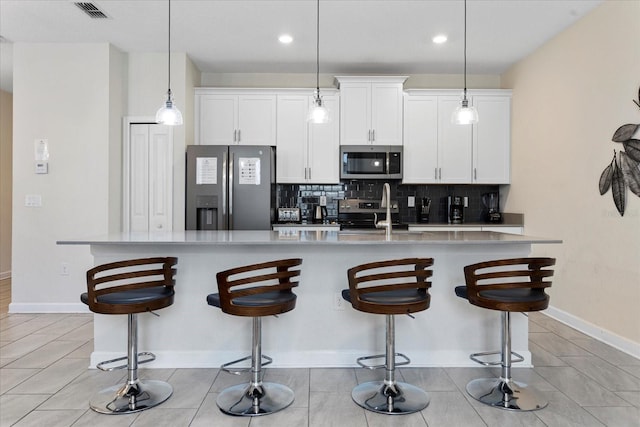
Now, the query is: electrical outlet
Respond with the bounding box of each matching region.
[333,291,345,310]
[408,196,415,208]
[60,263,70,276]
[320,195,327,206]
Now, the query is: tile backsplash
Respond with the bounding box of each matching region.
[277,180,501,223]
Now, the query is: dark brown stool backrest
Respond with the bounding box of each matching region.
[463,257,555,312]
[347,258,434,315]
[216,258,302,317]
[85,257,178,315]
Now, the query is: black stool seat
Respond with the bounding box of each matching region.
[454,286,547,304]
[341,288,428,305]
[208,290,296,309]
[457,257,555,412]
[82,287,174,306]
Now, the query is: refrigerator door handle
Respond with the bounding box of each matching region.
[222,150,228,223]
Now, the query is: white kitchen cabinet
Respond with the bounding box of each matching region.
[437,96,474,183]
[402,89,511,184]
[126,124,173,232]
[195,89,276,145]
[336,76,407,145]
[472,95,511,183]
[276,92,340,183]
[402,94,438,183]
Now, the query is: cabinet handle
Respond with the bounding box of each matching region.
[237,129,241,142]
[474,168,477,180]
[372,129,375,142]
[304,167,308,180]
[308,167,311,180]
[435,168,438,180]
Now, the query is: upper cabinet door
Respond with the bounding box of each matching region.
[276,95,309,183]
[198,94,237,145]
[337,76,406,145]
[472,95,511,184]
[371,83,404,145]
[339,84,371,145]
[237,95,276,146]
[437,96,473,183]
[195,90,276,145]
[402,95,438,184]
[308,95,340,183]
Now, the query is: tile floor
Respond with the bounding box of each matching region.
[1,305,639,426]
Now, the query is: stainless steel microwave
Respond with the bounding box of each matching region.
[340,145,403,179]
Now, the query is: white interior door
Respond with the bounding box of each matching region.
[128,124,173,232]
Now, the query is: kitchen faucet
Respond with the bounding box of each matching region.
[375,182,392,239]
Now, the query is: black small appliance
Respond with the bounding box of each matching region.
[482,192,502,223]
[448,196,464,224]
[417,197,431,223]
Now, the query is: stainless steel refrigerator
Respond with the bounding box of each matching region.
[186,145,276,230]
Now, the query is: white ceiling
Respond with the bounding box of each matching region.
[0,0,604,92]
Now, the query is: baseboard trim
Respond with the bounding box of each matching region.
[545,305,640,360]
[8,302,90,313]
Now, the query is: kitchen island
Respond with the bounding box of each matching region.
[58,230,560,369]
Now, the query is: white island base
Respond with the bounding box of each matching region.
[62,230,560,369]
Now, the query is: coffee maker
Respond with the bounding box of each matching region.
[417,197,431,223]
[448,196,464,224]
[482,192,502,223]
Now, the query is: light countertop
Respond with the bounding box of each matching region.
[58,230,560,246]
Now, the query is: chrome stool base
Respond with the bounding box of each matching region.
[89,379,173,414]
[352,381,429,415]
[466,378,547,411]
[216,382,294,416]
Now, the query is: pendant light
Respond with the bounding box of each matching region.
[156,0,183,126]
[452,0,478,125]
[307,0,329,124]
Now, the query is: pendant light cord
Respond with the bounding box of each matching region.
[315,0,320,94]
[167,0,172,93]
[463,0,467,95]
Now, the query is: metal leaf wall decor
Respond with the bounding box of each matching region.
[598,87,640,216]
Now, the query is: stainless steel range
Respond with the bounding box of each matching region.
[338,198,407,230]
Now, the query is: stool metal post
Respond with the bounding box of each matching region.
[89,313,173,414]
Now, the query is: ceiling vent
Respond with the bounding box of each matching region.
[74,2,109,19]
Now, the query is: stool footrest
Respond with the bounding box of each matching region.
[96,352,156,371]
[356,352,410,370]
[221,354,273,375]
[470,350,524,366]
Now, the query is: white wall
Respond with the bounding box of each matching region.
[201,72,501,90]
[11,43,125,311]
[0,89,11,279]
[502,0,640,351]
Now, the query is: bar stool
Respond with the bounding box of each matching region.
[455,257,555,411]
[80,257,178,414]
[342,258,434,415]
[207,258,302,416]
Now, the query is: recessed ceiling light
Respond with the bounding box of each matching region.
[278,34,294,44]
[432,34,448,44]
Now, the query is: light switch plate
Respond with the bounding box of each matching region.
[25,195,42,207]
